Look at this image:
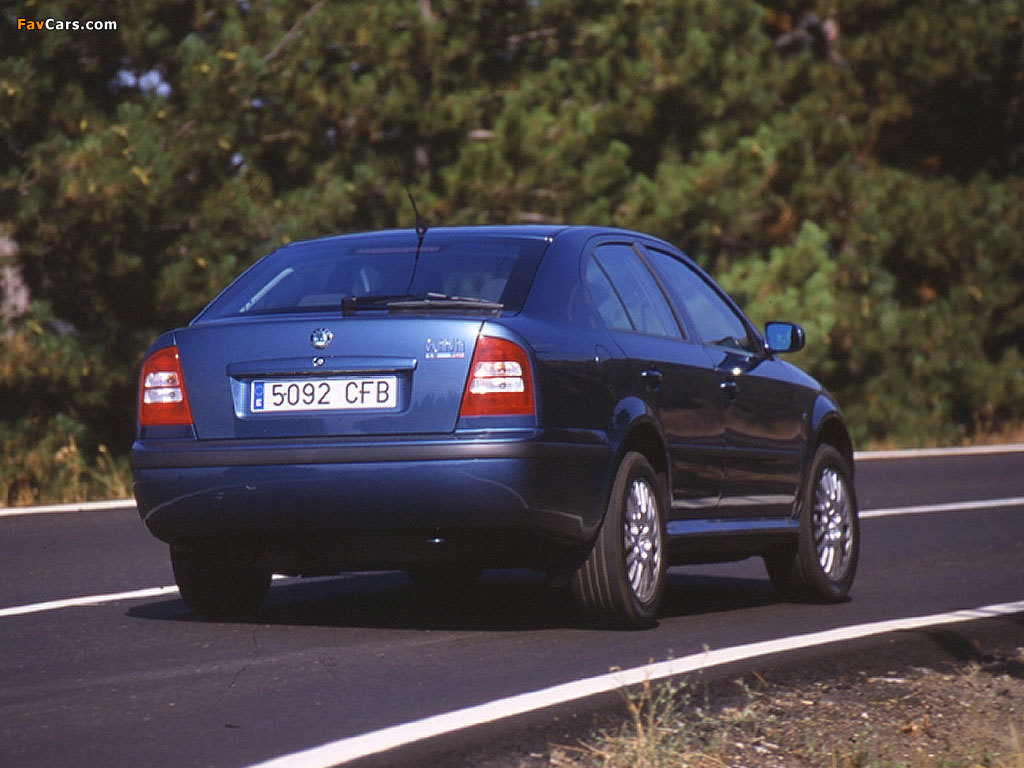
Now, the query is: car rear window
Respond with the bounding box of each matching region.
[196,232,549,320]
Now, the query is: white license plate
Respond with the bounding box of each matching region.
[250,377,398,413]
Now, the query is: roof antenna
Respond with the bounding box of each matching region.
[406,187,428,240]
[403,187,428,296]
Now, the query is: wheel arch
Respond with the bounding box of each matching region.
[574,399,670,553]
[810,395,854,473]
[611,397,670,485]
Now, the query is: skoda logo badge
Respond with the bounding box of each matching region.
[310,328,334,350]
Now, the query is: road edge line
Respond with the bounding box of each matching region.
[0,498,137,518]
[0,585,180,618]
[854,443,1024,460]
[247,599,1024,768]
[0,576,312,619]
[861,496,1024,518]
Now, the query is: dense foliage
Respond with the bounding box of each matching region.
[2,0,1022,503]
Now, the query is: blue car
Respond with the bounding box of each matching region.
[132,225,858,627]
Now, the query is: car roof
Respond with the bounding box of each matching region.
[279,224,681,251]
[281,225,567,249]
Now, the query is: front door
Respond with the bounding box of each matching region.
[708,348,803,516]
[640,244,802,518]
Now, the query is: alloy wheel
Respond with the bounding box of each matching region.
[812,467,854,579]
[623,477,662,604]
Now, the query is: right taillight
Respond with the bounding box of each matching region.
[139,346,193,427]
[459,335,535,417]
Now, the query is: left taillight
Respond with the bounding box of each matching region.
[138,346,193,427]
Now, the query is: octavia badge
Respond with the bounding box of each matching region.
[310,328,334,350]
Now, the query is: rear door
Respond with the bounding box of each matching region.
[583,240,725,512]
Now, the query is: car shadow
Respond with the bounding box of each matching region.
[126,568,787,632]
[661,571,781,617]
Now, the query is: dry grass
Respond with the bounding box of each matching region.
[540,649,1024,768]
[1,433,131,507]
[547,678,725,768]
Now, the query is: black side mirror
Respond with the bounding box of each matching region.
[764,322,806,354]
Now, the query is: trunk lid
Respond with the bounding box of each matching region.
[175,315,483,439]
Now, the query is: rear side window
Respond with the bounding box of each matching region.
[645,248,755,352]
[587,244,681,338]
[198,234,548,319]
[585,259,632,331]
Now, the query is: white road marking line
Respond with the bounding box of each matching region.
[248,599,1024,768]
[861,496,1024,519]
[855,443,1024,460]
[0,585,180,618]
[0,576,300,619]
[0,498,137,518]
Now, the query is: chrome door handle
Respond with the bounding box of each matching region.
[719,379,738,399]
[641,369,663,389]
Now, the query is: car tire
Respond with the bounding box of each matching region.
[571,451,667,628]
[170,544,271,619]
[765,444,859,602]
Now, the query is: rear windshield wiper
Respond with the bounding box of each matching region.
[341,294,413,316]
[341,292,504,316]
[387,292,503,314]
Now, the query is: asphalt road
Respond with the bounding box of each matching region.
[1,449,1022,767]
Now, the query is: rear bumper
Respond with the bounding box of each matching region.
[131,432,610,569]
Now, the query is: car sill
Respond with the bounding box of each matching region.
[666,517,799,538]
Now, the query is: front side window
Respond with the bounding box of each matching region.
[587,244,681,338]
[645,248,755,352]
